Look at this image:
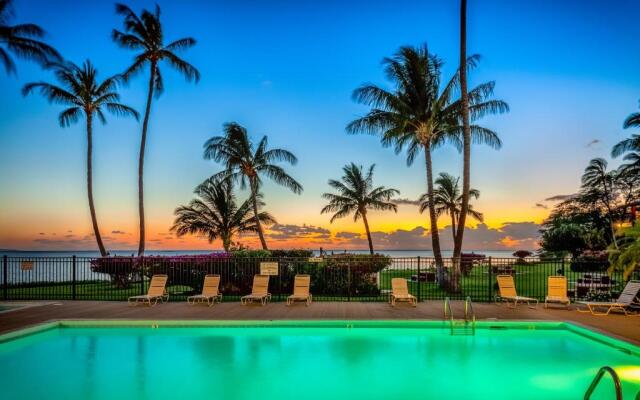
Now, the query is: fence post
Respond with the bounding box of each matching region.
[487,256,492,302]
[561,258,565,275]
[3,255,7,300]
[416,256,421,303]
[72,255,77,300]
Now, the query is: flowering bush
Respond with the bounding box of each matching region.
[91,253,231,289]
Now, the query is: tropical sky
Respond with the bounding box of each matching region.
[1,0,640,251]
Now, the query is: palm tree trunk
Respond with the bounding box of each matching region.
[137,62,156,256]
[361,211,374,255]
[86,113,107,257]
[452,0,470,292]
[250,178,268,250]
[424,144,444,281]
[450,210,457,243]
[222,235,231,252]
[603,180,619,249]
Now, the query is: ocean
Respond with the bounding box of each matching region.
[0,249,518,258]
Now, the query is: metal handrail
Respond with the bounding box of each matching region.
[464,296,476,333]
[584,366,622,400]
[443,297,454,334]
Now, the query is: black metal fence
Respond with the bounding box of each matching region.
[1,255,637,303]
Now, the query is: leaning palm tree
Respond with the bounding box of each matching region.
[0,0,61,74]
[22,60,139,256]
[347,44,507,272]
[203,122,303,250]
[171,178,276,251]
[321,163,399,254]
[419,173,483,242]
[112,3,199,256]
[581,158,618,248]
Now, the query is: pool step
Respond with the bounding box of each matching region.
[450,320,475,336]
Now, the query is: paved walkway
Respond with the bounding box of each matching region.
[0,300,638,344]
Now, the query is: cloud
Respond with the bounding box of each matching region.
[111,230,127,235]
[544,194,577,202]
[393,198,421,206]
[267,224,331,240]
[333,223,541,251]
[534,203,548,209]
[586,139,601,148]
[38,232,45,235]
[335,231,362,239]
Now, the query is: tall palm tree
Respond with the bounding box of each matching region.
[581,158,618,248]
[454,0,472,262]
[347,44,507,272]
[0,0,60,74]
[419,173,483,242]
[22,60,139,256]
[203,122,303,250]
[321,163,398,254]
[171,178,276,251]
[112,3,199,256]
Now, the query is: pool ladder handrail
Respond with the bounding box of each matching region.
[464,296,476,333]
[583,366,622,400]
[444,297,454,334]
[443,297,476,335]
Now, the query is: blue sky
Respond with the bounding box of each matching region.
[1,0,639,250]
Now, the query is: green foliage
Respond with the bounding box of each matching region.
[231,249,272,258]
[608,225,640,279]
[540,222,588,258]
[570,250,609,272]
[270,249,314,258]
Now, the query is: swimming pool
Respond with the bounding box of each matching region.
[0,320,638,400]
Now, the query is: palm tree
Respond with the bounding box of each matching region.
[203,122,303,250]
[171,178,276,251]
[419,173,483,242]
[581,158,618,248]
[611,104,640,177]
[454,0,472,262]
[0,0,61,74]
[22,60,139,256]
[112,3,199,256]
[321,163,398,254]
[347,44,507,272]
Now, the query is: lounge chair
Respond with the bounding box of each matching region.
[545,276,570,309]
[390,278,417,307]
[187,274,222,306]
[128,274,169,306]
[241,274,271,306]
[576,280,640,316]
[287,274,312,306]
[496,275,538,308]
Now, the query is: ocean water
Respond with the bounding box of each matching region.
[0,322,638,400]
[0,249,518,258]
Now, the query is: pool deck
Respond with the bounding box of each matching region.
[0,300,638,344]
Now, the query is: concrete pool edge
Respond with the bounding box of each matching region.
[1,319,638,356]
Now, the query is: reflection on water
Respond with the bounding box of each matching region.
[0,327,637,400]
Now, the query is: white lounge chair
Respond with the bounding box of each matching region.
[576,280,640,316]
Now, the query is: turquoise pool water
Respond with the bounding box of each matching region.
[0,321,638,400]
